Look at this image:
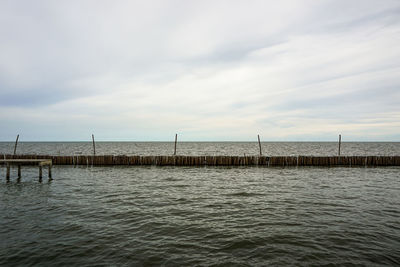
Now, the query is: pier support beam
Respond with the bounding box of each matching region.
[6,163,10,181]
[48,165,52,180]
[2,159,52,182]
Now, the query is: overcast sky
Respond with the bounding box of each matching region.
[1,0,400,141]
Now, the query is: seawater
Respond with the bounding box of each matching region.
[0,143,400,265]
[1,141,400,156]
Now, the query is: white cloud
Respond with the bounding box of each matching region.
[0,0,400,140]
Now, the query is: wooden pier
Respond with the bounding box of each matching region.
[1,159,52,181]
[2,154,400,168]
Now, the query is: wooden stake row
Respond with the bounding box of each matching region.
[2,154,400,167]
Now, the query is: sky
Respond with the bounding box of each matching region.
[1,0,400,141]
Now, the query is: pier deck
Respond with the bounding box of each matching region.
[1,159,52,181]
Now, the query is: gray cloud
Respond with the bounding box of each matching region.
[0,0,400,140]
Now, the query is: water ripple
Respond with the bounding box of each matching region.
[0,166,399,265]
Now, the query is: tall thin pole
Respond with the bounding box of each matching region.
[338,134,341,156]
[13,134,19,155]
[174,133,177,155]
[92,134,96,155]
[258,134,262,156]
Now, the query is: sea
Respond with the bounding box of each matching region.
[1,142,399,266]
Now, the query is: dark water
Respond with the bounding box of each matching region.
[1,141,400,156]
[1,165,400,266]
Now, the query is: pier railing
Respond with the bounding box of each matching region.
[2,154,400,167]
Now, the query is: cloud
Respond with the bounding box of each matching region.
[0,0,400,140]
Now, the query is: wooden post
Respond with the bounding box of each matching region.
[338,134,341,156]
[18,165,21,178]
[6,163,10,181]
[48,165,52,180]
[13,134,19,155]
[39,166,42,179]
[174,133,177,156]
[258,135,262,156]
[92,134,96,155]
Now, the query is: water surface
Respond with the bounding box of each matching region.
[1,141,400,156]
[1,165,399,265]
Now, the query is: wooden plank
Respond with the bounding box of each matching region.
[0,159,52,166]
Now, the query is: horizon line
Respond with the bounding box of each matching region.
[1,140,399,143]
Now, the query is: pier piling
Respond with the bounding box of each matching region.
[48,165,52,180]
[6,163,10,181]
[92,134,96,155]
[1,159,53,181]
[174,134,177,156]
[13,134,19,155]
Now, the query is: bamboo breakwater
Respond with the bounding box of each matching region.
[2,154,400,167]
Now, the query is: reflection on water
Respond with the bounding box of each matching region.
[1,166,399,265]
